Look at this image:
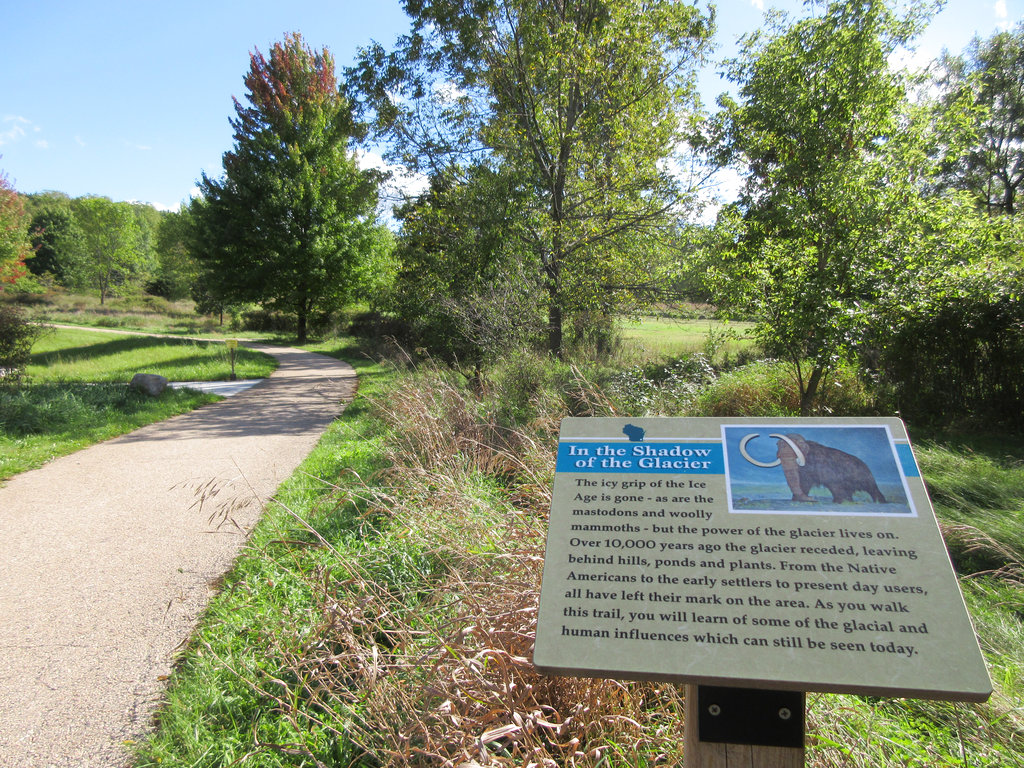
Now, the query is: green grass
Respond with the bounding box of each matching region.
[27,327,277,382]
[0,328,279,481]
[0,383,220,480]
[136,339,391,767]
[618,316,756,361]
[4,290,288,339]
[135,346,1024,767]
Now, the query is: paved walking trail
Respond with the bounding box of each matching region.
[0,344,357,767]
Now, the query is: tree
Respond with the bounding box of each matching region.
[153,208,199,299]
[386,165,546,368]
[68,196,144,303]
[193,33,381,343]
[131,202,162,281]
[0,170,38,385]
[352,0,714,357]
[710,0,959,414]
[0,170,31,287]
[938,22,1024,215]
[25,192,81,284]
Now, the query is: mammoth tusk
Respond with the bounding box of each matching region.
[738,433,781,468]
[770,433,807,467]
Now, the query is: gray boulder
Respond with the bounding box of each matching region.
[130,373,168,396]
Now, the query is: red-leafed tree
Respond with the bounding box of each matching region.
[0,168,39,386]
[192,33,384,342]
[0,169,31,288]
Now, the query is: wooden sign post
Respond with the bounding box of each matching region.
[226,338,238,380]
[683,684,804,767]
[534,417,991,765]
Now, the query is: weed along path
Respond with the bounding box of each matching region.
[0,343,357,767]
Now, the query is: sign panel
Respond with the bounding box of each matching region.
[534,417,991,701]
[225,339,239,350]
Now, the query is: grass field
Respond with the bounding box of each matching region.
[618,316,757,360]
[8,291,227,336]
[5,300,1020,765]
[3,291,291,340]
[0,327,278,481]
[136,343,1024,768]
[28,327,277,382]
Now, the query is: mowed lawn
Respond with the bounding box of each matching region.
[26,327,276,382]
[619,316,757,359]
[0,328,278,481]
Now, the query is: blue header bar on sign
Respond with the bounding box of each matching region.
[556,442,725,474]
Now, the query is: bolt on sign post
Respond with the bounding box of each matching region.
[534,417,991,767]
[225,339,238,380]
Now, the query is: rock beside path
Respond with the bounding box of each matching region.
[130,372,169,396]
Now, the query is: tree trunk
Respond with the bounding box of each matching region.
[800,366,825,416]
[297,309,308,345]
[548,301,563,359]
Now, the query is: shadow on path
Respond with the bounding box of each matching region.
[0,343,356,768]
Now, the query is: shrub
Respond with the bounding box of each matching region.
[485,351,575,428]
[684,359,875,417]
[686,358,800,416]
[606,352,717,415]
[0,303,43,386]
[240,308,296,333]
[605,353,874,418]
[867,260,1024,430]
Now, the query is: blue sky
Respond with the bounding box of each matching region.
[2,0,1021,211]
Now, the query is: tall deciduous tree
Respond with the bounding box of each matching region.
[939,22,1024,215]
[387,166,546,368]
[68,196,143,303]
[25,191,81,284]
[352,0,713,356]
[710,0,960,414]
[0,170,31,287]
[153,208,199,300]
[194,33,381,342]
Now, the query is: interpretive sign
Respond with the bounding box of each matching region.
[534,417,991,701]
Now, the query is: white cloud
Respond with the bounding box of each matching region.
[356,149,431,227]
[0,116,30,146]
[994,0,1010,29]
[433,80,467,103]
[357,149,430,201]
[751,0,765,9]
[34,139,49,149]
[697,166,745,224]
[75,136,87,147]
[131,199,179,212]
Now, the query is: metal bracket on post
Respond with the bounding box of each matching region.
[697,686,805,749]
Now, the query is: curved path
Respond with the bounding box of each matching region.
[0,344,356,767]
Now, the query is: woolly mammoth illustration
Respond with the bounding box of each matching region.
[739,432,887,504]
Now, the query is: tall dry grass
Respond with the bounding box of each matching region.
[139,348,1023,767]
[259,357,689,766]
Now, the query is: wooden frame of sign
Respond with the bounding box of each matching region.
[534,417,991,766]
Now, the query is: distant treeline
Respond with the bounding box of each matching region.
[17,192,195,303]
